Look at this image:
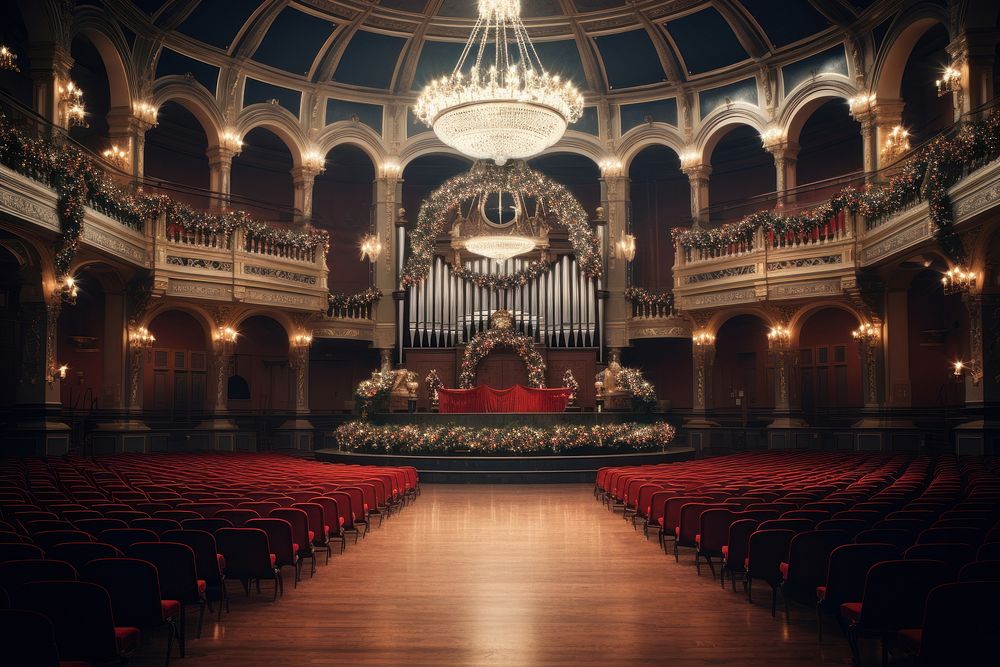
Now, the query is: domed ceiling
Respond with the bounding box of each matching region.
[133,0,879,96]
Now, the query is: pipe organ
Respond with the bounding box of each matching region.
[404,255,602,349]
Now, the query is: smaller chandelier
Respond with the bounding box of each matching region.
[0,45,19,73]
[464,235,536,262]
[292,333,313,347]
[128,326,156,349]
[881,125,910,162]
[848,93,876,116]
[768,326,791,349]
[57,276,78,304]
[102,144,129,169]
[936,67,961,97]
[360,234,383,262]
[615,232,636,262]
[942,266,976,295]
[59,81,87,128]
[134,100,158,126]
[692,331,715,347]
[303,150,326,174]
[221,129,243,155]
[852,322,880,344]
[214,326,238,344]
[413,0,584,165]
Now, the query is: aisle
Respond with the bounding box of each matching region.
[135,485,852,666]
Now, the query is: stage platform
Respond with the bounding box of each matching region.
[314,447,695,484]
[370,411,651,428]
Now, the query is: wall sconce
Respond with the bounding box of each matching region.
[0,45,19,72]
[693,331,716,347]
[221,129,243,155]
[614,231,636,262]
[381,159,401,179]
[133,100,158,126]
[51,364,69,382]
[292,332,313,347]
[214,326,238,344]
[360,234,383,262]
[942,266,977,295]
[679,151,700,170]
[953,359,983,385]
[59,81,87,128]
[848,93,876,116]
[128,326,156,350]
[768,325,792,349]
[102,144,129,169]
[851,322,881,345]
[57,276,78,304]
[303,150,326,174]
[881,126,910,162]
[599,157,623,178]
[936,67,961,97]
[760,126,785,147]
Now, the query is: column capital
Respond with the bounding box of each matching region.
[764,140,800,162]
[681,163,712,181]
[206,145,238,168]
[291,165,322,183]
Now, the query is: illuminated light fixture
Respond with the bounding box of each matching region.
[303,150,326,174]
[51,364,69,382]
[942,265,977,295]
[102,144,129,169]
[0,45,19,72]
[599,158,623,178]
[679,151,700,169]
[134,100,158,126]
[881,125,910,162]
[692,331,715,347]
[936,67,961,97]
[767,325,791,348]
[413,0,584,165]
[58,276,78,304]
[382,159,401,179]
[292,332,313,347]
[128,326,156,349]
[615,231,636,262]
[848,93,876,115]
[463,234,537,262]
[852,322,881,344]
[221,129,243,155]
[953,359,983,385]
[59,81,87,128]
[214,326,238,344]
[760,126,785,147]
[359,234,383,262]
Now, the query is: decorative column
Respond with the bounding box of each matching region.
[687,332,717,427]
[854,322,884,414]
[276,333,314,451]
[767,325,807,433]
[872,100,906,171]
[291,166,321,225]
[195,326,237,450]
[600,171,630,352]
[851,107,878,182]
[682,163,712,225]
[948,31,998,120]
[207,146,237,210]
[107,107,156,180]
[372,162,402,357]
[766,141,799,207]
[27,44,73,131]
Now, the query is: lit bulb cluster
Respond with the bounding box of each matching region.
[359,234,382,262]
[303,150,326,174]
[615,231,636,262]
[52,364,69,382]
[679,151,701,170]
[881,125,910,162]
[59,81,87,128]
[413,0,583,165]
[128,326,156,349]
[767,325,791,348]
[292,332,313,347]
[848,93,876,116]
[214,326,238,344]
[852,322,880,344]
[221,130,243,155]
[0,45,19,73]
[599,158,623,178]
[134,100,158,126]
[941,266,977,295]
[760,126,786,147]
[102,144,129,169]
[693,331,715,347]
[936,67,961,97]
[58,276,78,304]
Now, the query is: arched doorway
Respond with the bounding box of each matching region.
[712,314,772,415]
[797,307,863,421]
[232,316,290,412]
[231,127,295,222]
[628,145,689,291]
[144,310,210,416]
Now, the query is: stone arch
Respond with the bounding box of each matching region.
[231,309,295,341]
[399,135,474,171]
[619,127,687,174]
[788,301,866,343]
[140,302,215,348]
[695,107,769,160]
[314,123,386,170]
[705,307,778,334]
[779,81,859,145]
[236,105,308,168]
[152,79,226,146]
[72,10,134,111]
[873,9,953,100]
[536,132,605,167]
[0,225,57,295]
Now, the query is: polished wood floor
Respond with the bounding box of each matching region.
[134,485,854,666]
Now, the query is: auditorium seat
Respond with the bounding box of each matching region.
[815,543,900,643]
[216,528,281,601]
[896,582,1000,665]
[128,541,206,651]
[746,529,795,616]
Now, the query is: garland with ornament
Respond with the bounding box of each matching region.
[671,108,1000,262]
[334,420,677,455]
[0,112,328,280]
[328,287,382,314]
[353,369,394,418]
[624,286,675,311]
[400,161,602,290]
[459,325,547,388]
[617,367,657,405]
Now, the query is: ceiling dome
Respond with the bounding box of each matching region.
[137,0,869,96]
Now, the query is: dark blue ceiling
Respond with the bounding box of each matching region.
[595,30,665,89]
[252,7,335,76]
[334,30,407,89]
[176,0,260,51]
[666,8,748,75]
[738,0,832,48]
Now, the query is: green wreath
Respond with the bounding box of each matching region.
[459,327,547,388]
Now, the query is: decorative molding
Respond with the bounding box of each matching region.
[768,279,842,300]
[861,221,933,265]
[954,180,1000,221]
[684,287,757,309]
[313,327,366,339]
[242,288,322,310]
[243,264,317,285]
[0,189,59,230]
[83,225,147,265]
[166,255,232,271]
[767,254,843,272]
[167,280,233,301]
[629,325,691,340]
[685,264,756,284]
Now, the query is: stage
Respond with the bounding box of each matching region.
[369,411,646,427]
[314,447,694,483]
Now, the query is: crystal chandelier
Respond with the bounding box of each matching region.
[463,235,536,262]
[413,0,584,165]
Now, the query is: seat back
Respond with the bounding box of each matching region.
[128,541,201,604]
[32,530,94,551]
[73,518,129,536]
[959,559,1000,582]
[822,543,901,609]
[698,508,736,554]
[23,519,75,534]
[917,582,1000,666]
[782,530,850,600]
[292,503,327,545]
[245,518,296,566]
[746,529,795,584]
[129,518,182,535]
[0,559,77,590]
[904,543,976,579]
[99,528,159,552]
[724,519,760,571]
[216,528,276,580]
[677,503,713,546]
[916,527,983,546]
[81,557,167,629]
[181,518,234,534]
[854,528,914,550]
[758,518,814,533]
[161,529,222,586]
[0,608,64,666]
[663,496,711,533]
[236,501,280,516]
[216,509,260,528]
[816,518,867,537]
[12,581,121,662]
[271,508,312,555]
[856,559,950,632]
[45,542,122,570]
[976,542,1000,561]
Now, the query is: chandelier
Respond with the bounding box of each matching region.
[464,235,536,262]
[413,0,584,165]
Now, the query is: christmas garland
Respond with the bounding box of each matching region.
[0,112,329,280]
[400,161,602,290]
[334,420,677,455]
[617,367,657,405]
[328,287,382,312]
[624,286,675,310]
[459,326,546,388]
[671,109,1000,262]
[353,369,394,418]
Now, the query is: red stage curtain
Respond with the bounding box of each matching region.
[437,385,571,413]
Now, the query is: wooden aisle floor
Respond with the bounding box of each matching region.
[133,484,854,666]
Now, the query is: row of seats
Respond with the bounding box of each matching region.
[0,452,418,665]
[596,451,1000,665]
